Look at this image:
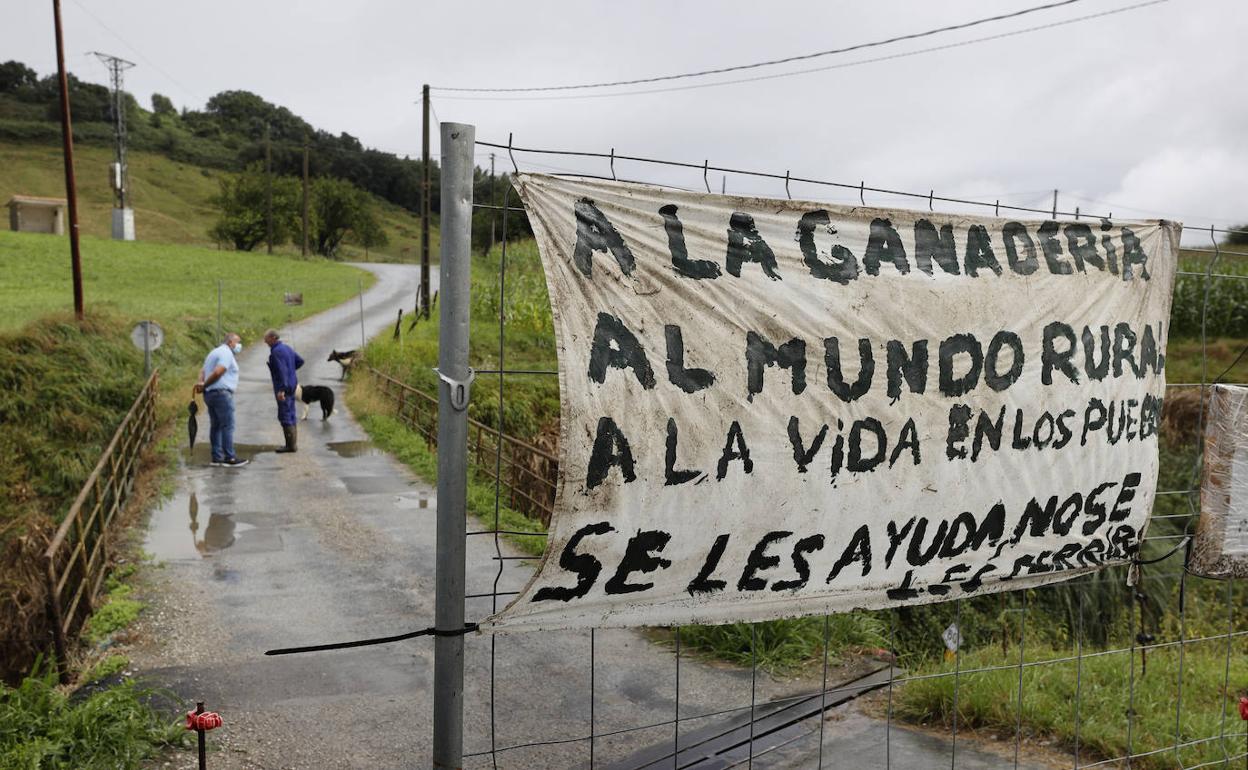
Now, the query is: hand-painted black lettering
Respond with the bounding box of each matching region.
[1119,227,1150,280]
[726,212,781,280]
[946,404,971,460]
[906,517,948,567]
[1082,481,1115,535]
[1082,326,1111,381]
[848,417,886,473]
[739,530,792,591]
[1003,222,1038,275]
[665,418,699,486]
[963,224,1002,277]
[914,219,960,276]
[1065,223,1104,271]
[798,210,859,284]
[665,324,715,393]
[532,522,615,602]
[687,534,730,595]
[885,517,916,568]
[1038,221,1074,274]
[971,406,1006,462]
[716,421,753,480]
[1012,496,1058,544]
[586,417,636,489]
[1113,323,1141,378]
[886,569,920,600]
[773,535,826,591]
[604,530,673,594]
[939,511,979,558]
[890,418,922,468]
[984,331,1024,391]
[1050,492,1083,536]
[1140,323,1160,376]
[1041,322,1079,385]
[659,204,721,280]
[827,524,872,582]
[825,337,875,402]
[939,333,983,396]
[1082,398,1107,446]
[863,217,910,276]
[886,339,928,401]
[1109,472,1141,522]
[747,331,806,402]
[572,198,635,277]
[588,312,655,389]
[788,416,828,473]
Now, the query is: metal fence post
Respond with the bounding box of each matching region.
[432,121,474,769]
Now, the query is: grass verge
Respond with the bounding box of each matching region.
[0,660,186,770]
[893,642,1248,770]
[346,379,547,556]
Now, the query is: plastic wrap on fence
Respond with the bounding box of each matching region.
[1190,384,1248,577]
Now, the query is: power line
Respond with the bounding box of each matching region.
[68,0,205,107]
[437,0,1171,102]
[434,0,1087,93]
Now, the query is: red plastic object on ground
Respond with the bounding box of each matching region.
[186,709,223,731]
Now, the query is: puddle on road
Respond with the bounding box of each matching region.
[326,440,382,458]
[181,443,282,466]
[145,490,255,561]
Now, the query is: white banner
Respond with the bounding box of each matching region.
[481,174,1180,633]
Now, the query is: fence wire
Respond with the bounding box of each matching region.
[437,138,1247,769]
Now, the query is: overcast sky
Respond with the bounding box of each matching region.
[6,0,1246,238]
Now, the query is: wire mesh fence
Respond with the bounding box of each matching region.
[394,133,1248,768]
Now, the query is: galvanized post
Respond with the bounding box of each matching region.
[432,121,474,769]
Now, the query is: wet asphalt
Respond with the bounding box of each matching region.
[136,262,1058,769]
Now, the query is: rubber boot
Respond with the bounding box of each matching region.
[276,424,297,453]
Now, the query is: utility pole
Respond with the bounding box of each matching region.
[265,122,273,255]
[301,135,310,257]
[420,83,431,318]
[91,51,135,241]
[52,0,83,320]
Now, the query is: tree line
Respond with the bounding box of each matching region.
[0,60,534,249]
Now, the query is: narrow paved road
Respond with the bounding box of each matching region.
[132,262,1056,769]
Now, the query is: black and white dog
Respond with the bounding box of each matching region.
[294,384,336,421]
[327,349,359,381]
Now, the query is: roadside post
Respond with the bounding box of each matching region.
[130,320,163,376]
[432,122,474,768]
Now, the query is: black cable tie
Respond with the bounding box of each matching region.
[264,623,479,656]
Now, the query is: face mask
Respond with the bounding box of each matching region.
[232,343,242,354]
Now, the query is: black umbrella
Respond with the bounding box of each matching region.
[187,399,199,448]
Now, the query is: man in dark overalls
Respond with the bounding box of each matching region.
[264,329,304,453]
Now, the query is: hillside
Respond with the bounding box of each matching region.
[0,141,436,261]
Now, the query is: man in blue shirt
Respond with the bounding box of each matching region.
[264,329,304,453]
[195,333,248,467]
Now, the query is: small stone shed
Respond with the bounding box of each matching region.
[7,195,68,235]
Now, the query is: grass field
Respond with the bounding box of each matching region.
[0,141,435,262]
[0,230,369,334]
